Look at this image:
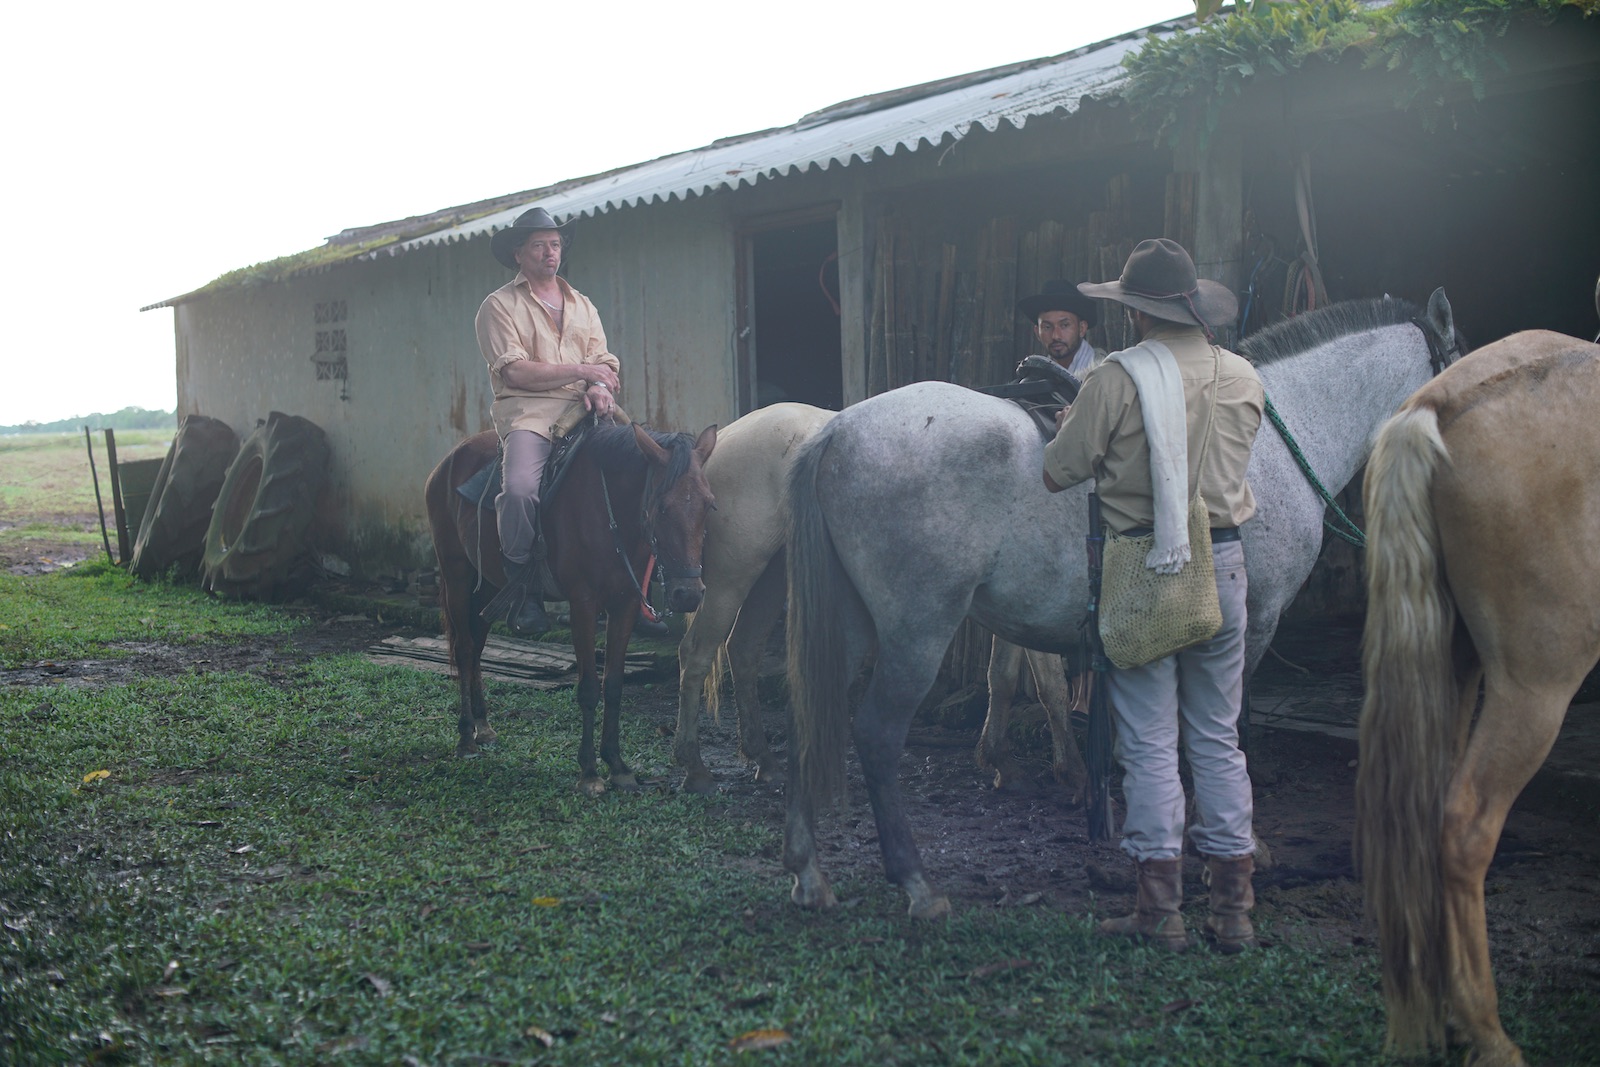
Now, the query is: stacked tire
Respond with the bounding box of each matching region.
[200,412,330,600]
[129,415,241,579]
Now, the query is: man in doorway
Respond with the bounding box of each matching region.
[1041,239,1264,954]
[475,206,621,634]
[1017,280,1103,375]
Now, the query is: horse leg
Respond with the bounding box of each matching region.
[1025,649,1089,806]
[600,607,641,792]
[463,586,495,745]
[438,559,488,758]
[569,603,607,797]
[1439,678,1568,1067]
[727,555,787,784]
[673,567,749,795]
[977,638,1026,790]
[784,770,836,910]
[855,638,952,920]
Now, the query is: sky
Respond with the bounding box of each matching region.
[0,0,1193,427]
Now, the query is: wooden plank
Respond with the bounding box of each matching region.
[365,634,661,687]
[891,220,918,388]
[933,244,957,382]
[974,217,1018,387]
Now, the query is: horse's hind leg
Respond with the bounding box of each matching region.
[599,608,641,792]
[727,554,787,784]
[463,586,495,745]
[1025,649,1089,806]
[674,567,749,794]
[570,605,607,796]
[438,560,489,758]
[1439,677,1569,1067]
[855,637,952,920]
[977,638,1026,790]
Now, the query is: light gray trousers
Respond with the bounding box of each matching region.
[495,430,551,565]
[1105,539,1253,861]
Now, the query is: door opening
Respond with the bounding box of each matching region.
[743,217,843,412]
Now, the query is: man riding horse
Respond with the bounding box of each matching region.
[475,206,622,634]
[1043,239,1265,953]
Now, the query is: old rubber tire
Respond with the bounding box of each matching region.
[129,415,240,580]
[200,411,330,600]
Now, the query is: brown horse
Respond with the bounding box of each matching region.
[1357,330,1600,1067]
[423,422,717,794]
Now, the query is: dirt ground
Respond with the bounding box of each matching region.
[0,512,102,576]
[8,604,1599,1043]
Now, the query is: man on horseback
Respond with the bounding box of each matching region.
[1042,239,1264,953]
[475,206,622,634]
[1018,279,1104,375]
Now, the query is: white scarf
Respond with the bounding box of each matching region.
[1107,340,1192,574]
[1064,338,1098,376]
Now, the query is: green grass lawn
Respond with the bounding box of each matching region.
[3,567,1595,1065]
[0,429,173,521]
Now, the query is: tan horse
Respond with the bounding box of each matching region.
[1357,329,1600,1067]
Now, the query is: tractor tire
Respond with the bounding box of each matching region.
[129,415,241,580]
[200,412,330,600]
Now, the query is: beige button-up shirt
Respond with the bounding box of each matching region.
[474,274,623,439]
[1043,322,1263,534]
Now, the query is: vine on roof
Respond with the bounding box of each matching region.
[1123,0,1598,148]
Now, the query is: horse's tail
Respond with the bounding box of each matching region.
[785,427,860,809]
[1355,404,1457,1055]
[703,641,727,724]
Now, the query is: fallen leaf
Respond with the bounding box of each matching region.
[230,845,255,855]
[525,1026,555,1048]
[969,959,1036,981]
[314,1034,369,1055]
[726,990,773,1009]
[599,1012,618,1024]
[153,987,188,998]
[161,960,179,982]
[361,973,391,996]
[532,896,561,908]
[1162,998,1199,1014]
[418,904,438,920]
[464,941,493,952]
[729,1029,791,1052]
[81,770,111,785]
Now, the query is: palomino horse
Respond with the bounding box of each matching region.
[785,293,1462,919]
[1357,330,1600,1067]
[672,402,1091,798]
[423,422,717,793]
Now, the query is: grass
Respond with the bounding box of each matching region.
[0,429,173,520]
[3,569,1598,1065]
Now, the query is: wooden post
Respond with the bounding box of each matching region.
[105,429,131,564]
[84,427,115,565]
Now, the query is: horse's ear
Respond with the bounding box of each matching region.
[693,424,718,464]
[633,423,669,466]
[1425,288,1455,349]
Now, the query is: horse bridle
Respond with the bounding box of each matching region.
[598,461,702,621]
[1413,314,1461,375]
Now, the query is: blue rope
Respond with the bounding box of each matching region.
[1262,394,1366,549]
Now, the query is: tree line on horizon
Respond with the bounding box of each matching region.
[1,406,176,435]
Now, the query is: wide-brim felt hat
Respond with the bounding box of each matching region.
[490,206,573,270]
[1016,280,1099,328]
[1078,238,1237,330]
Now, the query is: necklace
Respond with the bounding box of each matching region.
[536,293,563,314]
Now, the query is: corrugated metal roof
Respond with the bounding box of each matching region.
[386,26,1169,259]
[145,16,1184,308]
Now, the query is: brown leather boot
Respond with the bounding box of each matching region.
[1096,857,1187,952]
[1202,854,1257,953]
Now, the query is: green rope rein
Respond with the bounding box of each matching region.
[1262,394,1366,549]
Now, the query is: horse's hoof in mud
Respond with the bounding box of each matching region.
[903,873,951,921]
[609,772,642,793]
[681,768,719,795]
[456,740,480,758]
[472,724,498,744]
[790,870,838,910]
[577,776,607,798]
[752,759,785,787]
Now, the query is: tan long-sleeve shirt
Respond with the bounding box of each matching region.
[474,274,622,439]
[1043,322,1263,534]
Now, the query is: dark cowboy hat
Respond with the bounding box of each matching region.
[1078,239,1237,330]
[1016,280,1099,328]
[490,206,573,270]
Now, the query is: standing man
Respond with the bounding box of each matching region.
[475,206,621,634]
[1041,240,1264,953]
[1017,279,1104,375]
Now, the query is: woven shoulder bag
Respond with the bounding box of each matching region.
[1098,348,1224,669]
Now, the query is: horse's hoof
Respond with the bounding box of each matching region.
[609,773,641,793]
[473,724,498,744]
[577,777,606,797]
[681,769,719,795]
[908,895,953,922]
[456,741,480,758]
[752,760,785,787]
[790,872,837,910]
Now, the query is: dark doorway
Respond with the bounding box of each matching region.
[744,217,843,412]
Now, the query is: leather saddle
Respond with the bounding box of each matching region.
[975,355,1084,437]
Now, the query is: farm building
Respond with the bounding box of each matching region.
[144,5,1600,593]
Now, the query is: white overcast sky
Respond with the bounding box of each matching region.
[0,0,1192,427]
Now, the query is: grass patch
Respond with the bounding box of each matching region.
[3,575,1597,1064]
[0,562,300,668]
[0,429,172,520]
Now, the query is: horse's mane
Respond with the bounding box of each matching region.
[585,423,697,509]
[1238,297,1422,368]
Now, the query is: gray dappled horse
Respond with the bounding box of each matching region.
[785,292,1463,919]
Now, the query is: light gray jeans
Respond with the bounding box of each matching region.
[1105,539,1253,861]
[495,430,552,565]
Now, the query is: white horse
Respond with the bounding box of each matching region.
[784,293,1462,919]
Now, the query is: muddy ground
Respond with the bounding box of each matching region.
[7,602,1599,1044]
[0,512,101,576]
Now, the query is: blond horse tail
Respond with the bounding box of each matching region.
[702,641,727,724]
[1355,404,1457,1055]
[785,430,858,809]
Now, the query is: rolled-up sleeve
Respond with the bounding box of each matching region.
[1043,366,1120,490]
[475,293,531,374]
[581,305,622,385]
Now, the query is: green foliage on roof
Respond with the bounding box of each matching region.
[1123,0,1599,147]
